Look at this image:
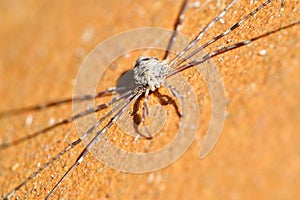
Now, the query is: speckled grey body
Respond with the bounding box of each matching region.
[133,57,170,91]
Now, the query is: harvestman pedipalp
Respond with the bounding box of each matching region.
[1,0,299,199]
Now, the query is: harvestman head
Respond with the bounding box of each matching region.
[0,0,299,199]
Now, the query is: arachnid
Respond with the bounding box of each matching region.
[0,0,299,199]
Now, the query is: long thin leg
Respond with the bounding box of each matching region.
[0,90,132,150]
[140,88,153,139]
[164,82,184,117]
[168,0,237,67]
[169,21,300,76]
[172,0,276,68]
[45,92,142,200]
[4,139,81,200]
[163,0,189,61]
[143,88,150,117]
[0,87,125,117]
[5,90,136,200]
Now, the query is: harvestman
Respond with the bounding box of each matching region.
[1,0,299,199]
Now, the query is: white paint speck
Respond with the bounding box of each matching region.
[11,163,20,171]
[258,49,267,56]
[189,1,200,8]
[147,173,154,184]
[49,118,55,125]
[25,115,33,127]
[134,135,140,142]
[81,26,95,43]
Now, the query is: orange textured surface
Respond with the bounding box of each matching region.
[0,0,300,199]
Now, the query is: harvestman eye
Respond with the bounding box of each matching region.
[0,0,299,199]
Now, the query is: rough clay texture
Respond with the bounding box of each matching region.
[0,0,299,199]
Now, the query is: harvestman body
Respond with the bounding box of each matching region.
[1,0,299,199]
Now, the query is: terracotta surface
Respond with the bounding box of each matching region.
[0,0,299,199]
